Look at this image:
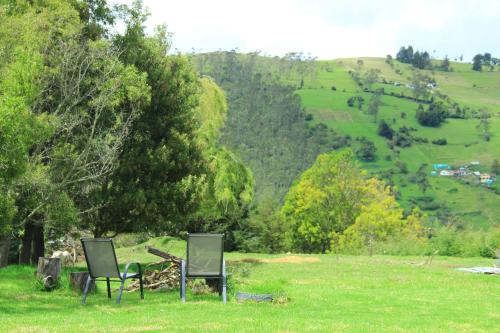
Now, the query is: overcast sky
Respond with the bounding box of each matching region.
[112,0,500,61]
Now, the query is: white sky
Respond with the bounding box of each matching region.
[112,0,500,61]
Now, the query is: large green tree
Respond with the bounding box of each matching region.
[90,2,205,236]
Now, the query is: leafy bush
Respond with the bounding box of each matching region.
[377,120,394,139]
[432,138,447,145]
[416,102,448,127]
[347,96,364,109]
[355,137,376,161]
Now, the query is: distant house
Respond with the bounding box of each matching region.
[440,170,454,176]
[470,161,480,166]
[480,174,492,183]
[456,169,468,176]
[394,81,401,86]
[433,164,451,170]
[473,171,481,176]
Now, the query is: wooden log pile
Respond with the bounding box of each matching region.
[127,247,182,292]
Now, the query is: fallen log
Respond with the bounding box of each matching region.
[147,247,182,264]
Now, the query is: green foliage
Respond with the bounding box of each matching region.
[472,53,483,71]
[396,45,432,69]
[195,51,346,203]
[0,46,49,181]
[432,138,447,145]
[491,159,500,175]
[347,95,364,109]
[377,120,394,139]
[92,7,204,236]
[416,102,447,127]
[338,181,404,255]
[234,197,287,253]
[282,150,382,253]
[355,137,376,161]
[0,186,15,233]
[438,55,451,71]
[416,164,430,193]
[366,93,381,121]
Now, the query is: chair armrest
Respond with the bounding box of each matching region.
[122,262,142,279]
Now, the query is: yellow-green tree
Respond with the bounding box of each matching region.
[281,150,367,253]
[338,179,403,255]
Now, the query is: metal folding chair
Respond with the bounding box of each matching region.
[81,238,143,304]
[180,233,226,303]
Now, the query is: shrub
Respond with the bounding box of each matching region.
[377,120,394,139]
[432,138,447,145]
[355,137,377,161]
[416,102,448,127]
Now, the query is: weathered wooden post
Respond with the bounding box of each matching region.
[36,257,61,290]
[69,272,95,293]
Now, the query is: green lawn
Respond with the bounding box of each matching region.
[0,237,498,332]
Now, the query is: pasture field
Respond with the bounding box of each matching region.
[0,237,498,332]
[297,57,500,227]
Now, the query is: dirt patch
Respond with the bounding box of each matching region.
[234,256,320,264]
[313,109,353,123]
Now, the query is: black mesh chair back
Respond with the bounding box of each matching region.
[81,238,120,279]
[181,233,227,303]
[187,234,224,277]
[80,238,143,304]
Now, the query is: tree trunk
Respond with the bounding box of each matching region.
[36,257,61,290]
[19,222,34,264]
[0,234,11,268]
[69,271,95,293]
[31,223,45,264]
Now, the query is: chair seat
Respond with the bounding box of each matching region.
[121,272,141,279]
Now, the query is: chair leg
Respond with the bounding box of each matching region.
[181,260,186,302]
[81,275,93,305]
[106,277,111,299]
[139,275,144,300]
[117,279,125,304]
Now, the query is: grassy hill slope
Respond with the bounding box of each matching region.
[296,57,500,228]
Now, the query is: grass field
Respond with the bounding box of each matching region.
[0,237,499,332]
[295,57,500,228]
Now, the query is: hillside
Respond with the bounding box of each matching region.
[297,57,500,228]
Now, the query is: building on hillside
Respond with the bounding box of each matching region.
[473,171,481,176]
[480,173,492,183]
[433,163,451,170]
[470,161,480,166]
[440,170,454,176]
[484,179,494,186]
